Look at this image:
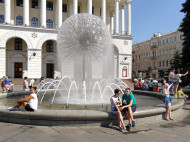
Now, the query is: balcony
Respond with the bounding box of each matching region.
[150,56,157,60]
[151,45,157,50]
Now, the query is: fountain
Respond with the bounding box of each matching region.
[37,13,129,107]
[0,14,184,126]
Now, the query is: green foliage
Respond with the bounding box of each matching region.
[179,0,190,86]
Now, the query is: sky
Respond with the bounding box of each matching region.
[129,0,186,44]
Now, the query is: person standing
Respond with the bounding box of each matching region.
[173,69,188,97]
[168,68,175,94]
[149,79,153,91]
[120,88,137,131]
[29,79,37,89]
[23,77,29,91]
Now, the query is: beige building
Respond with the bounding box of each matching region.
[0,0,133,80]
[132,30,184,79]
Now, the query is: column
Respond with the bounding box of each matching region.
[5,0,11,24]
[101,0,106,23]
[120,6,125,35]
[56,0,62,28]
[73,0,78,15]
[87,0,92,14]
[0,47,6,77]
[126,0,132,35]
[114,0,120,34]
[110,14,114,34]
[23,0,29,26]
[70,2,73,16]
[40,0,46,28]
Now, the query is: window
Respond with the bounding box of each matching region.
[78,6,80,13]
[46,19,53,28]
[92,6,94,14]
[47,1,53,11]
[46,40,54,52]
[32,0,38,9]
[0,0,4,3]
[163,61,165,67]
[100,8,101,16]
[17,0,23,7]
[16,15,23,25]
[15,38,22,50]
[31,17,39,27]
[0,15,4,23]
[62,4,67,12]
[166,60,168,67]
[122,66,127,77]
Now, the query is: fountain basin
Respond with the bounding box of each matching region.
[0,91,184,126]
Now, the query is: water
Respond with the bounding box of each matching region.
[1,94,162,111]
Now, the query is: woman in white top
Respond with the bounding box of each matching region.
[173,69,188,97]
[110,89,126,132]
[8,87,38,111]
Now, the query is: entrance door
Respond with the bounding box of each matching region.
[14,62,23,78]
[46,63,54,78]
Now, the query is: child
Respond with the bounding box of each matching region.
[177,86,188,102]
[7,81,14,92]
[8,87,38,111]
[1,80,5,93]
[163,83,174,121]
[154,86,159,92]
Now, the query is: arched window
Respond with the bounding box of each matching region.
[16,15,23,25]
[46,19,53,29]
[31,17,39,27]
[0,15,4,23]
[122,66,127,77]
[46,40,54,52]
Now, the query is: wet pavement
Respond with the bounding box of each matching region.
[0,102,189,142]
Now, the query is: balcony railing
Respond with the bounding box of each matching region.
[150,56,157,60]
[151,45,157,50]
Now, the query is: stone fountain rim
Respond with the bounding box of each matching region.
[0,90,184,126]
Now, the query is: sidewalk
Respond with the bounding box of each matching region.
[0,101,189,142]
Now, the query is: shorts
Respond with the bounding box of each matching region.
[111,108,119,114]
[122,105,136,113]
[25,104,34,111]
[165,102,171,107]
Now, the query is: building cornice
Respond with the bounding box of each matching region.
[0,24,58,34]
[112,35,134,40]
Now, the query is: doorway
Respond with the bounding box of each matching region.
[46,63,54,78]
[14,62,23,78]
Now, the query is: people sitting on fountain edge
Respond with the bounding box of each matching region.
[8,87,38,111]
[120,88,137,131]
[110,89,126,132]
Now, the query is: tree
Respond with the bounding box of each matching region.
[163,51,182,81]
[179,0,190,86]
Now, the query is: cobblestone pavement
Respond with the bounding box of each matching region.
[0,102,189,142]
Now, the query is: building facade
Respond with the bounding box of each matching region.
[0,0,133,80]
[132,30,184,79]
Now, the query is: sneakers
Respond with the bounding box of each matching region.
[126,124,131,131]
[8,107,20,111]
[132,121,135,127]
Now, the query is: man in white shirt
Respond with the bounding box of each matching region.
[29,79,36,89]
